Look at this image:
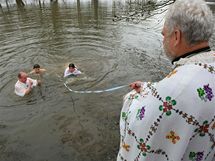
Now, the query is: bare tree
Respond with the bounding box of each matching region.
[113,0,175,22]
[16,0,25,7]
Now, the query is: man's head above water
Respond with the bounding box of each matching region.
[68,63,76,72]
[162,0,214,62]
[18,71,28,83]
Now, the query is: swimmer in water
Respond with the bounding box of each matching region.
[15,71,41,97]
[64,63,81,78]
[29,64,46,75]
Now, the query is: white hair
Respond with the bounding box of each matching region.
[165,0,214,45]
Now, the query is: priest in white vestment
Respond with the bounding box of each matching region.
[117,0,215,160]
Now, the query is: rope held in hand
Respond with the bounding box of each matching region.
[64,82,128,94]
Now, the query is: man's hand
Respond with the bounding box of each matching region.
[27,79,33,89]
[25,80,33,95]
[129,81,143,93]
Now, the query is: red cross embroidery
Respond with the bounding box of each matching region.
[139,142,147,152]
[200,124,209,133]
[163,102,173,112]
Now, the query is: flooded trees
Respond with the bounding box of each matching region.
[113,0,175,22]
[16,0,25,7]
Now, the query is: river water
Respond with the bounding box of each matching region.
[0,1,215,161]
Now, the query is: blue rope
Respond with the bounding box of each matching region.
[64,82,128,94]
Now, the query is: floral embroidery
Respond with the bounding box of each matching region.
[194,120,209,137]
[136,106,145,120]
[186,116,196,125]
[122,143,130,152]
[122,112,128,121]
[166,131,180,144]
[159,96,176,116]
[211,141,215,149]
[197,88,205,98]
[128,93,139,100]
[137,138,151,156]
[119,62,214,161]
[211,122,215,130]
[189,151,204,161]
[195,63,215,74]
[208,66,215,73]
[197,84,214,101]
[128,129,132,135]
[166,70,177,78]
[204,84,214,101]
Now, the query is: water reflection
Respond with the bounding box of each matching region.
[77,0,82,26]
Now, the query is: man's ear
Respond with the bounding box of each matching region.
[174,29,181,46]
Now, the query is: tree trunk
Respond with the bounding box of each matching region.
[16,0,25,7]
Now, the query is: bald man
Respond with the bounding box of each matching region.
[14,71,41,97]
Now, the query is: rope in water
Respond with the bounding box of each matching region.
[64,82,128,94]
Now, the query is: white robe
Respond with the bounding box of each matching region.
[117,51,215,161]
[14,78,38,97]
[64,67,82,78]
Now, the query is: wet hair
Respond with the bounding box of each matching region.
[165,0,214,45]
[18,72,26,78]
[18,72,22,78]
[33,64,40,69]
[69,63,75,68]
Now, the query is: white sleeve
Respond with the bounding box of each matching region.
[64,67,71,77]
[73,69,81,75]
[27,78,38,87]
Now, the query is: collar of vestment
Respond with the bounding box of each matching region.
[172,46,211,64]
[173,48,215,67]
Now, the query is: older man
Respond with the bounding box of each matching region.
[117,0,215,161]
[15,71,41,97]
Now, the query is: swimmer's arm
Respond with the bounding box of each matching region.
[64,69,72,77]
[76,70,82,75]
[28,70,35,75]
[24,86,32,95]
[64,72,75,78]
[73,69,81,75]
[24,80,33,95]
[40,69,46,73]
